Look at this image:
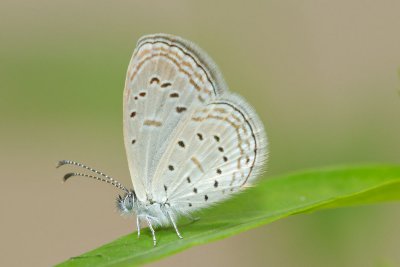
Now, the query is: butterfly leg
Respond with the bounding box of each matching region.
[166,210,183,239]
[136,216,141,238]
[145,216,157,246]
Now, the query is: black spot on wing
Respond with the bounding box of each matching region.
[178,140,185,148]
[161,82,172,88]
[176,107,187,113]
[150,77,160,84]
[214,180,218,188]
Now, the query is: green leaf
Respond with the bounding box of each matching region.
[57,165,400,267]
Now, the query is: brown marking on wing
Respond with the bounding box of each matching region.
[214,107,228,114]
[189,79,201,92]
[191,156,204,173]
[143,120,162,127]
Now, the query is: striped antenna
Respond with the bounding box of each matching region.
[57,160,129,192]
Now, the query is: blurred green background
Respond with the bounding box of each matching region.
[1,1,400,266]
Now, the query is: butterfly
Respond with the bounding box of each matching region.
[57,33,268,246]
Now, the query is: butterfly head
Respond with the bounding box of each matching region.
[117,190,137,214]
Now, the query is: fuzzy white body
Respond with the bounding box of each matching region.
[136,203,173,227]
[118,192,180,227]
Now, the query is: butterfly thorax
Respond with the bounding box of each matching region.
[117,190,175,227]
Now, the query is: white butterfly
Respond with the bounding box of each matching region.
[58,34,268,245]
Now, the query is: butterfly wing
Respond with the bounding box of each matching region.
[123,34,228,201]
[151,93,268,211]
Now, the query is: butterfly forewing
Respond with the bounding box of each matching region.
[123,34,228,201]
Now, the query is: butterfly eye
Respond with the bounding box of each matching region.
[124,195,134,211]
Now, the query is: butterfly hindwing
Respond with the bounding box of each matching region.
[151,94,267,211]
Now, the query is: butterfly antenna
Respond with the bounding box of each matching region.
[57,160,119,183]
[57,160,128,192]
[62,172,128,192]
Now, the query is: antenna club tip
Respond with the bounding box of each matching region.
[56,160,69,168]
[63,172,75,182]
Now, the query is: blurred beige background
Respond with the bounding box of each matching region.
[1,0,400,266]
